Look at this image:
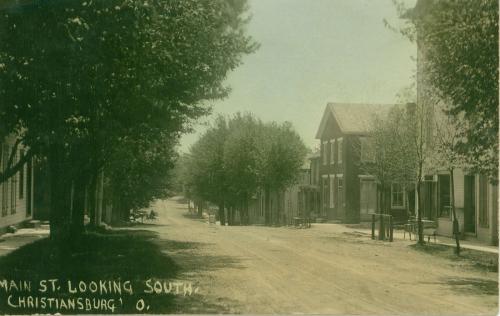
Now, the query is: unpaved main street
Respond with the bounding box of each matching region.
[144,197,497,315]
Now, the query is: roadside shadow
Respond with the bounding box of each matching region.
[182,213,206,222]
[410,243,499,272]
[444,277,498,296]
[111,222,170,229]
[173,197,190,205]
[0,228,242,314]
[155,239,209,250]
[154,239,245,272]
[152,238,244,314]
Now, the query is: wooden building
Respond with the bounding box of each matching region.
[0,134,35,232]
[315,103,395,223]
[247,154,321,226]
[412,0,499,245]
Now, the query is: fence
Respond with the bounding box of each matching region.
[371,214,394,242]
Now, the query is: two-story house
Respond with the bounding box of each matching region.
[301,151,321,221]
[315,103,394,223]
[411,0,498,245]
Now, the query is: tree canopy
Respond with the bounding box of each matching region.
[401,0,499,180]
[178,113,307,225]
[0,0,257,240]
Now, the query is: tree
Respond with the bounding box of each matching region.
[179,114,307,227]
[394,0,499,181]
[407,100,434,244]
[184,116,229,224]
[362,99,434,244]
[429,101,469,254]
[360,106,416,215]
[0,0,256,245]
[257,122,307,225]
[223,113,262,225]
[106,129,178,223]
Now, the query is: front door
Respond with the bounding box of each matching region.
[437,175,450,218]
[464,175,475,233]
[360,179,376,215]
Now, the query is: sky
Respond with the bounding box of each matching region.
[179,0,417,153]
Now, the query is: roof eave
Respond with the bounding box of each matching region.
[314,105,332,139]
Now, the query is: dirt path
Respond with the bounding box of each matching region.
[145,197,498,315]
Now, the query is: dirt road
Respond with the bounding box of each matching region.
[145,197,498,315]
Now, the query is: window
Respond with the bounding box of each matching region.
[337,138,343,164]
[329,175,335,208]
[313,162,318,184]
[478,175,489,228]
[322,176,328,216]
[360,178,377,214]
[391,183,405,209]
[322,141,328,165]
[337,176,344,208]
[438,175,451,218]
[19,149,24,200]
[424,175,434,182]
[330,139,335,164]
[360,137,375,162]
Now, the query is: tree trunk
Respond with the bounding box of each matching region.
[197,200,203,218]
[48,144,72,253]
[416,177,424,244]
[121,202,132,222]
[110,192,125,224]
[380,183,384,214]
[244,196,249,225]
[70,176,87,235]
[88,176,96,225]
[218,200,226,226]
[264,187,271,226]
[277,192,282,226]
[450,168,461,255]
[93,169,104,227]
[377,184,381,214]
[405,188,410,220]
[240,199,245,225]
[228,206,234,226]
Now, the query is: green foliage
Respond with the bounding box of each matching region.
[0,0,256,228]
[184,115,229,205]
[178,113,307,209]
[257,121,308,191]
[361,105,417,187]
[223,113,262,203]
[399,0,499,180]
[0,0,256,158]
[106,129,178,212]
[428,104,468,174]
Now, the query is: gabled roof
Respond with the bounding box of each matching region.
[315,103,395,138]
